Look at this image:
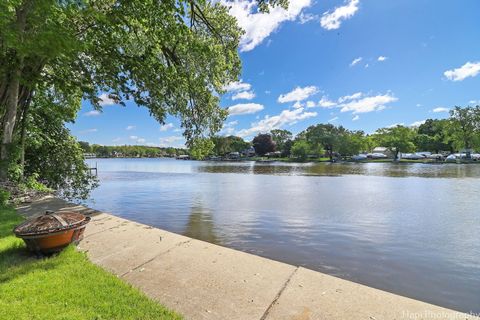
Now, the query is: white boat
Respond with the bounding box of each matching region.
[352,154,368,161]
[367,153,388,159]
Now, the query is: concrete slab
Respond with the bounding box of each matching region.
[122,238,297,320]
[264,267,478,320]
[15,196,101,218]
[78,219,191,275]
[82,213,131,238]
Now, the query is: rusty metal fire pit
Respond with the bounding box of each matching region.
[13,210,91,254]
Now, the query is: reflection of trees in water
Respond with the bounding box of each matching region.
[184,202,220,245]
[195,161,480,178]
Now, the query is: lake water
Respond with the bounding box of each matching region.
[85,158,480,313]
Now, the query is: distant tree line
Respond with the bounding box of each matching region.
[79,142,188,158]
[201,106,480,161]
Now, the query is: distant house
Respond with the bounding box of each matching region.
[241,147,256,157]
[227,152,240,160]
[265,151,282,158]
[372,147,393,158]
[84,153,96,159]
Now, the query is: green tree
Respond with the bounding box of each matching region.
[303,124,346,160]
[252,134,276,156]
[78,141,91,153]
[0,1,244,178]
[374,125,416,161]
[415,119,454,153]
[0,0,287,190]
[291,140,310,161]
[270,129,292,154]
[23,92,98,199]
[211,135,249,156]
[448,106,480,157]
[337,131,366,158]
[189,137,214,160]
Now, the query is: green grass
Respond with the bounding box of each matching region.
[0,206,182,320]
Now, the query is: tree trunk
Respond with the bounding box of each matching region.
[19,91,32,180]
[0,69,21,179]
[0,2,30,179]
[393,149,400,161]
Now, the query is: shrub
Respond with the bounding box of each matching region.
[0,188,10,206]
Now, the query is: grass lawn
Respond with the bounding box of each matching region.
[0,205,182,320]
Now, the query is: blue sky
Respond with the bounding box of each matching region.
[70,0,480,147]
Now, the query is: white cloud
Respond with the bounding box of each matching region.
[83,110,101,117]
[220,120,238,136]
[364,63,369,68]
[328,116,339,123]
[352,115,360,121]
[160,123,174,132]
[416,104,423,107]
[299,12,318,24]
[377,56,388,62]
[232,90,256,100]
[112,137,121,142]
[158,136,185,147]
[411,120,426,127]
[339,93,397,114]
[223,80,251,92]
[228,103,264,116]
[350,57,362,67]
[432,107,450,113]
[306,101,316,108]
[338,92,363,103]
[278,86,318,103]
[126,125,136,131]
[293,101,303,109]
[98,93,117,106]
[79,128,98,134]
[444,61,480,81]
[469,100,480,105]
[228,120,238,126]
[237,107,317,138]
[320,0,360,30]
[386,123,404,128]
[222,0,312,52]
[129,135,147,144]
[318,96,337,108]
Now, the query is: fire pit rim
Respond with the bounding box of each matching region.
[13,211,91,237]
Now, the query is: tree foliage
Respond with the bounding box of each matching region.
[270,129,292,155]
[291,140,310,161]
[0,0,284,195]
[448,106,480,154]
[374,125,416,160]
[415,119,454,153]
[252,134,276,156]
[303,124,347,160]
[211,135,250,156]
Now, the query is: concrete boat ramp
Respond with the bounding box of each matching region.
[17,197,478,320]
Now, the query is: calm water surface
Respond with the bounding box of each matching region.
[85,158,480,313]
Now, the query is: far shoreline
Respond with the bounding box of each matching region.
[86,156,480,165]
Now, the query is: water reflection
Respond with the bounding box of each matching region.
[196,161,480,178]
[184,202,220,245]
[86,158,480,313]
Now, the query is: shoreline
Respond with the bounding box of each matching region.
[87,156,480,165]
[16,197,480,320]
